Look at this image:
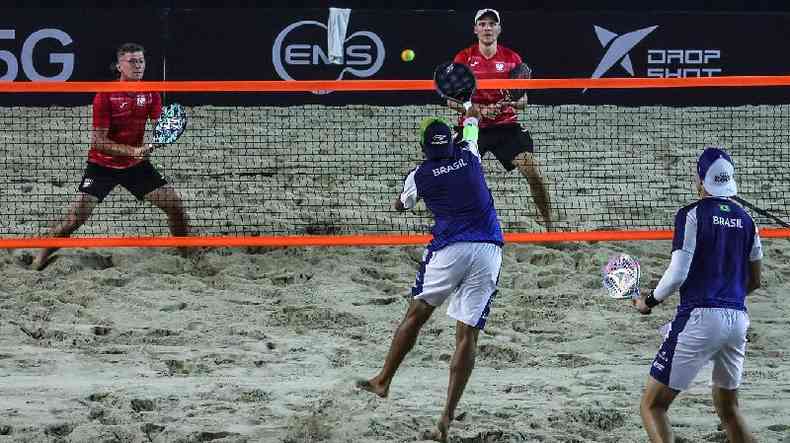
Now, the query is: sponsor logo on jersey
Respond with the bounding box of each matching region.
[495,62,505,71]
[136,95,146,106]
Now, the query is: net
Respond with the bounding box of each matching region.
[1,78,789,246]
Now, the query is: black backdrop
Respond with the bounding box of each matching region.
[3,7,790,106]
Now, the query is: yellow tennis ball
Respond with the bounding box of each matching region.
[401,49,415,62]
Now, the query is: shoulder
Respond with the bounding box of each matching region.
[676,200,701,221]
[454,46,475,62]
[499,45,521,59]
[93,92,113,108]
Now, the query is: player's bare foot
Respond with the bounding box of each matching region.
[420,419,449,443]
[31,253,54,271]
[354,377,389,398]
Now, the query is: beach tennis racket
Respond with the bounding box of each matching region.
[502,62,532,102]
[152,103,187,148]
[434,62,476,110]
[602,253,641,299]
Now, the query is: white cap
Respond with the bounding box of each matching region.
[475,8,500,24]
[697,147,737,197]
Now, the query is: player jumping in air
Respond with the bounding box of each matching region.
[356,105,504,442]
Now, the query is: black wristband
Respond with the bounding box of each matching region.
[645,293,662,308]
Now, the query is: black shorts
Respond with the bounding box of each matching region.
[476,124,534,171]
[78,161,168,202]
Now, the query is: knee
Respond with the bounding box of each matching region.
[640,395,667,415]
[404,311,428,330]
[65,215,87,232]
[716,403,739,422]
[162,199,186,217]
[514,153,540,175]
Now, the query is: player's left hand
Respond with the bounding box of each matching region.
[632,295,652,315]
[478,103,501,119]
[132,144,155,160]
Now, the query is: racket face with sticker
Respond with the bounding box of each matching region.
[602,253,641,299]
[153,103,187,146]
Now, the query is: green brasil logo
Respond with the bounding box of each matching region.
[719,204,731,212]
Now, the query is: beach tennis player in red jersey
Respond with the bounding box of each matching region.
[33,43,190,270]
[450,8,553,230]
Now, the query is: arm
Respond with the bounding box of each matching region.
[394,169,418,212]
[634,249,693,314]
[91,128,150,159]
[747,228,763,293]
[635,208,696,314]
[747,260,762,293]
[460,105,482,158]
[653,249,693,301]
[149,92,163,121]
[91,93,150,159]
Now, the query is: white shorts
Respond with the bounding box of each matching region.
[650,308,749,391]
[411,242,502,329]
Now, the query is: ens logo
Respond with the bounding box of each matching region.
[272,20,385,82]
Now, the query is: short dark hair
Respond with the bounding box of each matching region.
[116,42,145,60]
[110,42,145,76]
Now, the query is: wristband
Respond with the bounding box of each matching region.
[462,119,479,142]
[645,293,662,308]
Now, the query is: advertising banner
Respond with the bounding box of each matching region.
[3,8,790,106]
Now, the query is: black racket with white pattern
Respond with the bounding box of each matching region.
[434,62,477,110]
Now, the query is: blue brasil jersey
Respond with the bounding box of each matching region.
[399,130,503,252]
[673,197,762,315]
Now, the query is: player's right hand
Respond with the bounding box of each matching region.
[132,144,154,159]
[632,296,652,315]
[465,104,482,120]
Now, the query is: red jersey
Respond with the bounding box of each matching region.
[453,44,523,128]
[88,91,162,169]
